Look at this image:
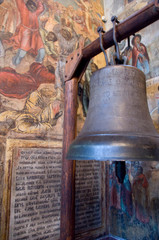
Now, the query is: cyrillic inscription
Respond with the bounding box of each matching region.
[9,148,62,240]
[75,161,102,233]
[9,148,103,239]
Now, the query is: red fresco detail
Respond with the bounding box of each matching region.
[0,62,55,99]
[4,0,44,55]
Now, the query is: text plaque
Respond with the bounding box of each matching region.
[9,148,62,240]
[75,161,102,233]
[8,147,104,240]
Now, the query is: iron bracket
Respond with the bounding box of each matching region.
[111,16,124,65]
[64,47,83,82]
[97,26,109,66]
[64,46,89,83]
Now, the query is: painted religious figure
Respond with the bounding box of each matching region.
[0,87,62,135]
[0,0,104,135]
[131,164,150,224]
[109,163,133,217]
[121,34,150,76]
[131,34,150,75]
[109,161,158,239]
[5,0,45,65]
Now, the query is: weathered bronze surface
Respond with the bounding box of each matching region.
[67,65,159,161]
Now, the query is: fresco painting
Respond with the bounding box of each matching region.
[109,34,150,77]
[109,161,159,240]
[0,0,104,136]
[1,0,159,239]
[147,77,159,133]
[125,34,149,75]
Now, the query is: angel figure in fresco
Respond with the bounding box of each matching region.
[5,0,45,66]
[132,34,150,75]
[0,87,63,135]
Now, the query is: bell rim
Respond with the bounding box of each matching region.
[78,133,159,138]
[67,134,159,161]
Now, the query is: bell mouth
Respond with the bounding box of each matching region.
[66,134,159,161]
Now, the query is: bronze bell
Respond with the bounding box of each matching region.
[67,65,159,161]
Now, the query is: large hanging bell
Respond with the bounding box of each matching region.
[67,65,159,161]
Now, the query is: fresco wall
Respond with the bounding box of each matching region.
[103,0,159,239]
[0,0,104,137]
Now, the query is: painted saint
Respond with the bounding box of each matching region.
[132,34,150,75]
[5,0,45,65]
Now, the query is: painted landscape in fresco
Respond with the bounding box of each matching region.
[0,0,104,137]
